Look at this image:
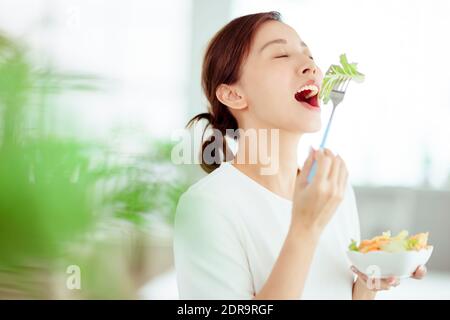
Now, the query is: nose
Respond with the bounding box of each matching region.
[300,60,317,75]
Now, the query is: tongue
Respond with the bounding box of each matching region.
[295,89,312,102]
[295,89,318,107]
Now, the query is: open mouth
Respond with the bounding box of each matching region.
[294,84,320,108]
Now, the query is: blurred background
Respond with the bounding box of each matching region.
[0,0,449,299]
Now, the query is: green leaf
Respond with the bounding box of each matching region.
[405,238,419,250]
[319,53,365,104]
[348,239,359,252]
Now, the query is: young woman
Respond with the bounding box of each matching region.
[173,11,426,300]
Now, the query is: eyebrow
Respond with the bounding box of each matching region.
[259,38,308,53]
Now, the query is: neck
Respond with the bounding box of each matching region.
[232,128,301,201]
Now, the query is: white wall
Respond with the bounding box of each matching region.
[232,0,450,188]
[1,0,448,187]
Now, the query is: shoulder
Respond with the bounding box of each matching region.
[175,163,239,227]
[185,163,234,196]
[174,167,246,253]
[177,162,237,211]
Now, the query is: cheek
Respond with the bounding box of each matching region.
[248,85,280,121]
[247,66,292,110]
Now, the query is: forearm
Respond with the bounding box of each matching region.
[254,222,320,300]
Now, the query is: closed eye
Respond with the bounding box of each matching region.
[274,54,314,60]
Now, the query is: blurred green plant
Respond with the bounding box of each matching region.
[0,34,98,265]
[104,139,191,227]
[0,32,189,298]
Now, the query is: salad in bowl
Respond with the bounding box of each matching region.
[347,230,433,278]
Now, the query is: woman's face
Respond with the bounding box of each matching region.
[237,20,323,133]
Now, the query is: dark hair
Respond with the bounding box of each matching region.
[186,11,282,173]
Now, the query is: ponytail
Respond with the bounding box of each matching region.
[186,112,236,173]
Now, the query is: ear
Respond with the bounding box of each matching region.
[216,84,247,111]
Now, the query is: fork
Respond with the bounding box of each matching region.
[307,74,351,183]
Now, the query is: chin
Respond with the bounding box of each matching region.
[291,119,322,134]
[283,105,322,133]
[306,122,322,132]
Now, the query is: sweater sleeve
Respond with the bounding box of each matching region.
[173,191,254,299]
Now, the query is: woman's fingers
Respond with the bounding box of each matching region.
[314,149,332,182]
[412,265,427,280]
[316,148,347,186]
[323,148,334,157]
[365,276,399,291]
[351,266,367,282]
[337,156,348,192]
[297,147,316,187]
[324,150,347,202]
[391,278,401,287]
[379,277,400,290]
[328,152,341,184]
[351,266,400,291]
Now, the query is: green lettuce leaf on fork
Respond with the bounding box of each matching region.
[319,53,365,104]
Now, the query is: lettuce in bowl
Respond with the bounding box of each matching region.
[349,230,431,253]
[347,230,433,278]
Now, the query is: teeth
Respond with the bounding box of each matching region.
[297,84,319,99]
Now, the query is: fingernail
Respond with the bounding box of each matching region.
[350,266,357,273]
[309,146,314,155]
[388,278,396,285]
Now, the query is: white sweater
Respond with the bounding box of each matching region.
[173,161,361,299]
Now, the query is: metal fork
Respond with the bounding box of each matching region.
[307,73,351,183]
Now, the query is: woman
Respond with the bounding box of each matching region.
[173,11,426,300]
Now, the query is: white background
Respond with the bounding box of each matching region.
[1,0,449,188]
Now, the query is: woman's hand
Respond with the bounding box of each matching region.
[291,147,348,236]
[351,265,428,300]
[255,147,348,300]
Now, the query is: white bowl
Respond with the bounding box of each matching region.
[347,247,433,279]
